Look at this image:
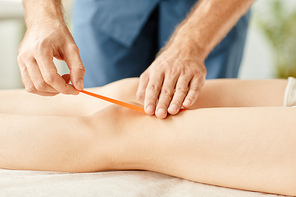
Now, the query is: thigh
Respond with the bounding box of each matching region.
[73,1,159,87]
[122,106,296,196]
[192,78,287,109]
[0,89,102,116]
[0,78,140,116]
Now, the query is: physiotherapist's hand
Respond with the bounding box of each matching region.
[137,42,206,119]
[17,21,85,96]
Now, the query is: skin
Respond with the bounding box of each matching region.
[0,78,295,196]
[137,0,254,118]
[18,0,254,118]
[18,0,83,96]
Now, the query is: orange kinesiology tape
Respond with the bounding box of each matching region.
[78,89,187,114]
[79,89,145,113]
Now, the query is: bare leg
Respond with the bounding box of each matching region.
[0,78,294,195]
[192,79,287,108]
[0,78,140,116]
[0,113,108,172]
[0,78,287,115]
[0,105,295,196]
[112,107,296,196]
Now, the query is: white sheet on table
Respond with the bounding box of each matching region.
[0,169,282,197]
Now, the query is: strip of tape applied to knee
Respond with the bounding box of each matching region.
[78,89,187,114]
[79,89,146,113]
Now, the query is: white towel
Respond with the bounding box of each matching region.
[284,77,296,107]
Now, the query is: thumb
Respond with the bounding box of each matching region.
[64,45,85,91]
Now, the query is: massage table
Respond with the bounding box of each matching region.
[0,169,283,196]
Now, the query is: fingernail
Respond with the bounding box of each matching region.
[183,99,191,107]
[77,80,84,90]
[169,104,178,112]
[146,105,155,114]
[157,108,166,115]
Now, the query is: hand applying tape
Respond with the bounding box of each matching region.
[77,89,186,114]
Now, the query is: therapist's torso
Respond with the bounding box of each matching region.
[73,0,250,87]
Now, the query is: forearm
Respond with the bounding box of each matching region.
[167,0,254,59]
[23,0,64,28]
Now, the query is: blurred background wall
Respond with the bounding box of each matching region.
[0,0,295,89]
[240,0,296,79]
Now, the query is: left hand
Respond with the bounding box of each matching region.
[136,43,206,119]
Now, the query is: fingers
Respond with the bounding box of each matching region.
[155,75,202,118]
[18,60,35,92]
[144,72,164,116]
[64,44,85,91]
[183,76,205,108]
[141,69,205,118]
[25,58,58,94]
[167,75,191,115]
[155,75,178,118]
[18,41,79,96]
[136,72,149,103]
[19,61,58,96]
[35,47,77,95]
[17,22,83,96]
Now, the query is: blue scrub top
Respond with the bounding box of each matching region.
[73,0,251,87]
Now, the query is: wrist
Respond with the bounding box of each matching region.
[182,24,210,59]
[23,0,65,29]
[165,25,207,62]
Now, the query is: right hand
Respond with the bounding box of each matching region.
[17,21,85,96]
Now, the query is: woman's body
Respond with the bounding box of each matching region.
[0,78,295,196]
